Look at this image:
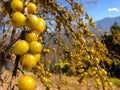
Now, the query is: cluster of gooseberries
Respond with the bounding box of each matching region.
[10,0,46,89]
[33,59,52,88]
[70,38,113,90]
[2,0,113,89]
[50,1,114,89]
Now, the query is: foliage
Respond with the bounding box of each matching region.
[102,22,120,78]
[0,0,114,90]
[110,78,120,87]
[110,22,120,44]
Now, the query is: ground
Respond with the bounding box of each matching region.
[1,70,120,90]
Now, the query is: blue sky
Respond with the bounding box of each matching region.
[86,0,120,21]
[57,0,120,21]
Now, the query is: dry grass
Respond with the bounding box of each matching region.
[1,70,120,90]
[110,78,120,87]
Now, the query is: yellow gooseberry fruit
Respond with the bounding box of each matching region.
[18,76,35,90]
[25,32,38,43]
[101,69,107,76]
[89,48,95,54]
[29,41,43,54]
[20,53,37,69]
[36,18,46,33]
[25,14,39,29]
[33,53,40,63]
[94,57,100,65]
[108,82,113,87]
[12,12,26,28]
[41,77,48,83]
[27,2,37,13]
[79,37,86,44]
[12,40,29,55]
[43,48,50,53]
[11,0,23,11]
[95,78,102,86]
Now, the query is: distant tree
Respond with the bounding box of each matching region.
[102,22,120,77]
[111,22,120,34]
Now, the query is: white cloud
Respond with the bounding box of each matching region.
[108,8,119,12]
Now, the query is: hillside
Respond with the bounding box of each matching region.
[92,16,120,34]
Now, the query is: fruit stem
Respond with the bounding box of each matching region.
[8,55,20,90]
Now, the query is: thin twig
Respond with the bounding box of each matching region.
[7,56,20,90]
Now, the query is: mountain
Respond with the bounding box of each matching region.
[91,16,120,35]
